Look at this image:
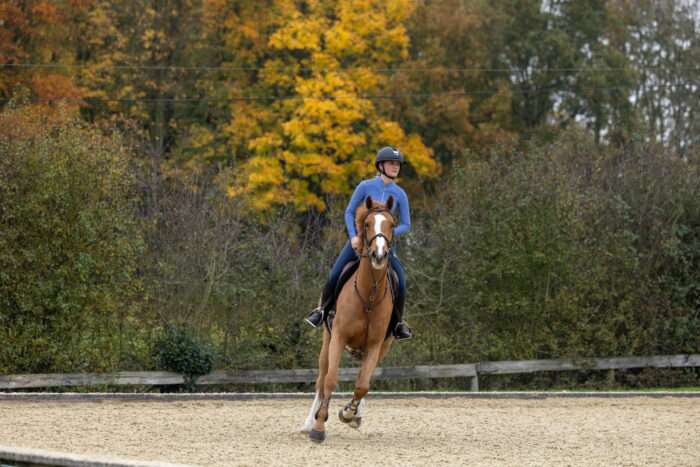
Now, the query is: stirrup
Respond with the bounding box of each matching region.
[393,321,413,341]
[304,307,324,328]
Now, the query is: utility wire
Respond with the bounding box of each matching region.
[2,62,699,73]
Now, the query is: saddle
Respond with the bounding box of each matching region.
[325,260,400,340]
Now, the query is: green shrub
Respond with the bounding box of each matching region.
[152,324,215,390]
[0,103,145,373]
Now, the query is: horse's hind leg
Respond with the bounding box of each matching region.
[339,396,365,428]
[378,336,394,361]
[302,327,330,433]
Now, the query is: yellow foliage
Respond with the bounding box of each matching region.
[248,132,284,155]
[261,59,299,89]
[349,67,382,92]
[223,0,439,213]
[325,25,366,57]
[223,103,268,149]
[248,159,285,187]
[289,179,325,212]
[269,17,326,51]
[401,134,438,175]
[374,120,439,176]
[185,125,216,159]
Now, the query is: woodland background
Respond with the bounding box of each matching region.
[2,0,700,390]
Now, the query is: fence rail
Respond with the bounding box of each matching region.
[1,354,698,391]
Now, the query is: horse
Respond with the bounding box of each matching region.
[302,196,398,443]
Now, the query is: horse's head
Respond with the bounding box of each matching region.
[356,196,395,270]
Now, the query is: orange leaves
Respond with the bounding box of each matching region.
[0,2,29,63]
[29,1,60,27]
[31,74,84,103]
[0,0,90,106]
[0,102,80,143]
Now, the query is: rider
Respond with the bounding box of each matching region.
[304,146,413,341]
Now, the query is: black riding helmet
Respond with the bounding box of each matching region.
[375,146,404,178]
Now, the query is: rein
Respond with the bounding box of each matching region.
[353,269,389,313]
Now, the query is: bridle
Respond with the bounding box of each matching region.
[359,207,395,257]
[354,207,394,313]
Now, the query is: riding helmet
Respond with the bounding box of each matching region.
[375,146,404,171]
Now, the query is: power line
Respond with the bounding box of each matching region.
[2,62,699,73]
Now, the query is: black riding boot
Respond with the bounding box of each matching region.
[305,280,335,328]
[392,291,413,341]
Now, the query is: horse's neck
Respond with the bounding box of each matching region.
[356,256,389,299]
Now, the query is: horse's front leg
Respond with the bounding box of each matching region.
[302,327,330,433]
[309,329,345,443]
[339,338,385,429]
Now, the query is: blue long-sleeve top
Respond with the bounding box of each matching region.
[344,176,411,240]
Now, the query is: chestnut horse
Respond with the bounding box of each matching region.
[302,196,397,443]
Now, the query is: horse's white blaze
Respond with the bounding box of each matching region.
[374,214,387,258]
[301,392,321,432]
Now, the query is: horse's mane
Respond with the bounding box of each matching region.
[355,200,394,238]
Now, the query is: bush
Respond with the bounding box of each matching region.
[152,325,215,390]
[400,129,700,371]
[0,103,145,373]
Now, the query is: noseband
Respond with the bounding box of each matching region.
[364,232,392,253]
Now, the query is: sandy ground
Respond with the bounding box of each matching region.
[0,396,698,466]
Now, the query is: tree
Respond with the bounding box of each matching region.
[0,0,88,106]
[218,0,438,212]
[619,0,700,155]
[77,0,211,157]
[397,0,516,166]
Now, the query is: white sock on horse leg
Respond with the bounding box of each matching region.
[301,392,321,432]
[356,398,366,417]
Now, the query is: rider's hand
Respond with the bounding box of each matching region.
[351,235,361,252]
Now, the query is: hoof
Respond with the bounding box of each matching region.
[338,409,352,423]
[309,429,326,443]
[338,409,362,429]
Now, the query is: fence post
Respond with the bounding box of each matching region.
[471,374,479,392]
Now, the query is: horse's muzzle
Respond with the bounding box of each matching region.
[370,250,388,269]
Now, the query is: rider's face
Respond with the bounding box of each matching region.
[383,160,401,178]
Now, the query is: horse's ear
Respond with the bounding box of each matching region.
[386,196,394,211]
[365,196,373,209]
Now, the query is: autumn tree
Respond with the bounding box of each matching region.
[396,0,516,166]
[76,0,226,159]
[0,0,89,106]
[217,0,438,212]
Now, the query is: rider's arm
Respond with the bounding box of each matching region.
[345,182,367,239]
[393,189,411,237]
